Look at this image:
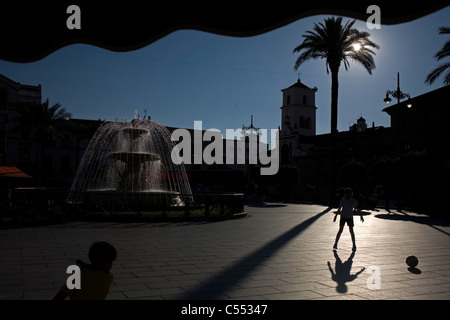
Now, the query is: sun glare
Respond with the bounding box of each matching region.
[353,43,362,51]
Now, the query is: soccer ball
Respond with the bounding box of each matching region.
[406,255,419,268]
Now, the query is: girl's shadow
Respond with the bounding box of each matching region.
[327,250,365,293]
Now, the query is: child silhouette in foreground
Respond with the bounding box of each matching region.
[333,188,364,251]
[53,241,117,300]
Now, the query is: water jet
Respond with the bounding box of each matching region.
[66,118,193,214]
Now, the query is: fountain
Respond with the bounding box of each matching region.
[66,118,193,214]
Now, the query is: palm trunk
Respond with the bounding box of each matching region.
[330,69,339,135]
[330,68,339,204]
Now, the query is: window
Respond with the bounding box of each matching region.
[287,95,291,104]
[303,95,307,105]
[300,116,311,129]
[284,115,290,126]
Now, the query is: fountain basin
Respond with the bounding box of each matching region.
[85,189,182,208]
[66,119,193,214]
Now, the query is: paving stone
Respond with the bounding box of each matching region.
[0,204,449,302]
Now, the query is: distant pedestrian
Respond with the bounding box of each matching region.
[333,188,364,251]
[53,241,117,300]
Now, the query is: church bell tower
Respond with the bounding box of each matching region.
[280,78,317,137]
[279,78,318,164]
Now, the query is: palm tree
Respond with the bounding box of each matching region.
[15,98,72,184]
[293,17,379,135]
[425,27,450,86]
[293,17,379,202]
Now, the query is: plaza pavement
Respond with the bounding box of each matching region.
[1,203,450,301]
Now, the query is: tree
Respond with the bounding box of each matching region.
[293,16,379,135]
[15,98,72,184]
[293,17,379,201]
[425,27,450,86]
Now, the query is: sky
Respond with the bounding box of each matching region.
[1,6,449,141]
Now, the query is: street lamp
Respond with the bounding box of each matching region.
[383,72,412,107]
[242,115,260,135]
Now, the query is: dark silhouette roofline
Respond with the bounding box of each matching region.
[282,79,318,92]
[383,85,449,114]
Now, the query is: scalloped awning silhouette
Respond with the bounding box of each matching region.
[0,1,448,62]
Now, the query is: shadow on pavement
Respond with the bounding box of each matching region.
[375,212,450,237]
[182,206,332,299]
[327,250,365,293]
[245,203,288,208]
[408,267,422,274]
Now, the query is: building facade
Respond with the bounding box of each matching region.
[1,74,103,188]
[1,74,265,193]
[277,78,449,209]
[2,72,448,210]
[382,85,450,164]
[0,74,42,165]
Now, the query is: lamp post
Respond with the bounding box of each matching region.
[242,115,261,194]
[242,115,260,135]
[383,72,412,108]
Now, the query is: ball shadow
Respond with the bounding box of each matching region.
[407,267,422,274]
